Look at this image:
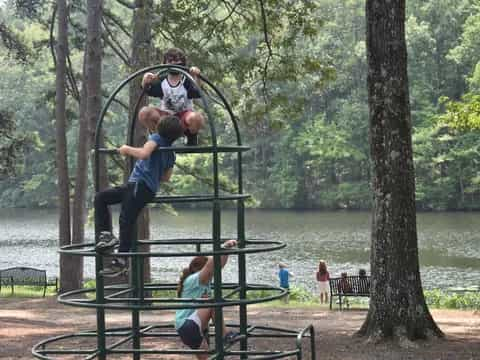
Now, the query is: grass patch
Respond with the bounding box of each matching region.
[3,281,479,311]
[0,285,57,297]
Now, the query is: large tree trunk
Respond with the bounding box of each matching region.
[55,0,73,293]
[70,0,104,290]
[358,0,443,342]
[129,0,152,282]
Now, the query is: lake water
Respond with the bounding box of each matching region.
[0,208,479,292]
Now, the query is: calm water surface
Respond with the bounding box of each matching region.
[0,209,479,291]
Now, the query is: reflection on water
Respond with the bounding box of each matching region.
[0,208,478,291]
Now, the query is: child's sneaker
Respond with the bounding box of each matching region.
[95,232,119,252]
[100,258,128,277]
[223,331,241,346]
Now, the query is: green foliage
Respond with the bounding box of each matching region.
[439,94,480,130]
[0,0,479,210]
[288,285,316,302]
[425,289,480,309]
[414,121,480,210]
[0,110,26,178]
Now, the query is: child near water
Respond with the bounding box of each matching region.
[316,260,330,304]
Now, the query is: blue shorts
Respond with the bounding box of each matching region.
[178,319,203,349]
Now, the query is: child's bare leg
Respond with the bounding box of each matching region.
[138,106,162,131]
[320,293,324,304]
[184,111,205,134]
[196,308,214,332]
[198,307,229,336]
[193,338,210,360]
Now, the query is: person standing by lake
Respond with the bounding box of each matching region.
[278,262,294,303]
[316,260,330,304]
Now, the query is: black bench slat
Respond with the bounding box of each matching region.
[329,275,371,310]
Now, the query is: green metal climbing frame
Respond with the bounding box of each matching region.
[32,64,316,359]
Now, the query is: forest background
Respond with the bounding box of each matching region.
[0,0,479,211]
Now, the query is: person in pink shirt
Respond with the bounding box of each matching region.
[316,260,330,304]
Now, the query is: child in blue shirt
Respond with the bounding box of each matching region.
[278,262,294,303]
[94,115,184,275]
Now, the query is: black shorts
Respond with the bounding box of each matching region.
[178,319,204,349]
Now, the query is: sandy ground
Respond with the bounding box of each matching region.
[0,297,479,359]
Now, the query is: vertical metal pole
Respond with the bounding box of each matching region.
[212,200,224,359]
[310,326,316,360]
[238,199,248,358]
[237,150,248,359]
[131,224,141,360]
[94,148,107,360]
[95,253,107,360]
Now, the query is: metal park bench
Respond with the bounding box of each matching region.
[329,275,371,310]
[0,266,58,297]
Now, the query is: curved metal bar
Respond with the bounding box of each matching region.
[198,75,241,146]
[98,145,250,154]
[296,324,316,360]
[33,323,308,360]
[58,239,285,257]
[57,283,288,310]
[32,333,97,360]
[150,193,250,204]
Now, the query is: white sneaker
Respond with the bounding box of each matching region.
[95,232,119,252]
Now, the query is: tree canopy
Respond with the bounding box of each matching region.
[0,0,478,210]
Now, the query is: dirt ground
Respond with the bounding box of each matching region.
[0,297,479,360]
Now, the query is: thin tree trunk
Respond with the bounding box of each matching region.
[86,0,103,172]
[70,52,88,293]
[55,0,72,293]
[129,0,152,281]
[358,0,443,342]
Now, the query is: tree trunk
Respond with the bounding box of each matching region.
[55,0,73,293]
[70,0,104,290]
[85,0,105,192]
[129,0,152,282]
[70,50,88,294]
[359,0,443,342]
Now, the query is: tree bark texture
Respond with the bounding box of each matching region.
[129,0,152,281]
[70,49,89,293]
[55,0,73,293]
[359,0,443,341]
[70,0,104,290]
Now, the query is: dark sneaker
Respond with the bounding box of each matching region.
[95,232,119,252]
[100,258,128,277]
[223,331,240,346]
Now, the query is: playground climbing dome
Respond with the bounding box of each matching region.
[32,64,316,359]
